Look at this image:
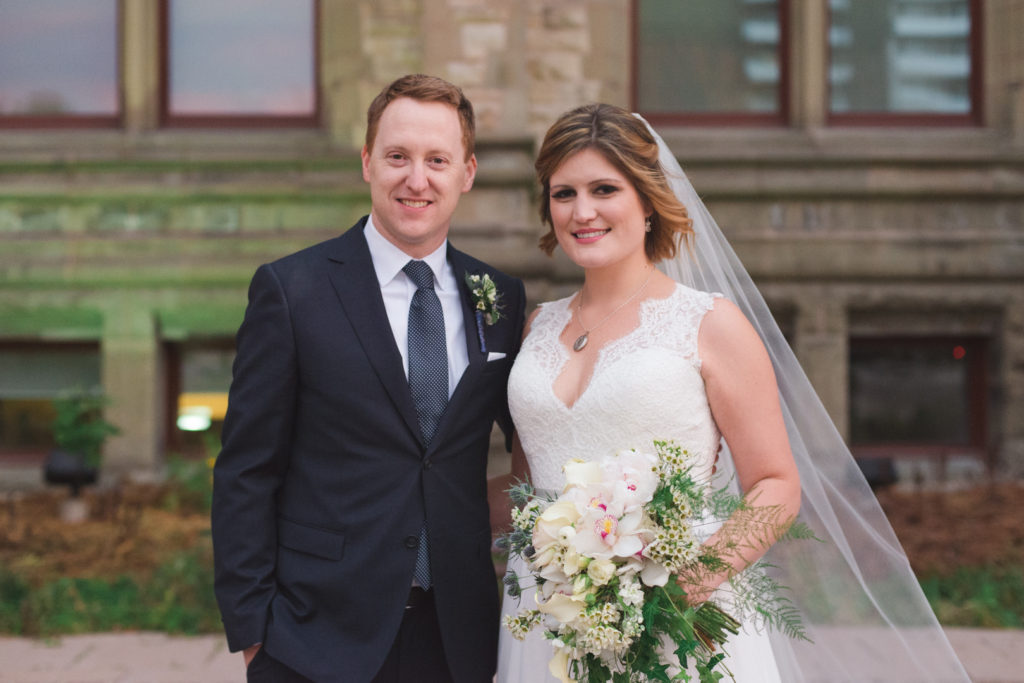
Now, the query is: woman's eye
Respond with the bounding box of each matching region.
[551,189,575,200]
[594,184,618,195]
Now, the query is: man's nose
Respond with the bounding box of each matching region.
[406,162,429,192]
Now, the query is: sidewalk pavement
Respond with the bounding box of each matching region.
[0,628,1021,682]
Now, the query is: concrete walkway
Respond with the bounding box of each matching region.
[0,628,1021,682]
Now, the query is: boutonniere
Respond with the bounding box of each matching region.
[465,273,502,353]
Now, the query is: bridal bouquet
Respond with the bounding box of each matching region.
[500,441,811,683]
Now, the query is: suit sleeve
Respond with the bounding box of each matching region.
[497,276,527,451]
[211,263,297,652]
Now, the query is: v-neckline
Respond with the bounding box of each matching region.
[548,288,676,411]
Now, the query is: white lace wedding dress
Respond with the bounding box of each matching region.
[497,283,781,682]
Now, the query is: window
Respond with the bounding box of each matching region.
[828,0,980,124]
[0,0,120,128]
[166,343,234,457]
[849,337,988,458]
[633,0,788,124]
[161,0,319,126]
[0,345,101,460]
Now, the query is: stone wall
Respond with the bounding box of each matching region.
[0,0,1022,480]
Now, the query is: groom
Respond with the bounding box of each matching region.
[212,74,526,683]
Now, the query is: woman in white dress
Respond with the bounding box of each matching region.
[496,103,970,682]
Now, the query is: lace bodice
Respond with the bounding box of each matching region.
[508,284,721,491]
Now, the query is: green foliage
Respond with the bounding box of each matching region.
[0,568,30,633]
[51,392,120,468]
[0,544,220,637]
[921,566,1024,628]
[162,455,215,515]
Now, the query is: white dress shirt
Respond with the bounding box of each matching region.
[364,217,468,398]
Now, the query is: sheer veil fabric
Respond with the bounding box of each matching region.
[643,117,970,681]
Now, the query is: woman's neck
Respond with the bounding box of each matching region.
[579,260,656,315]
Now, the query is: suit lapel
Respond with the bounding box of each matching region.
[325,225,422,442]
[426,246,487,453]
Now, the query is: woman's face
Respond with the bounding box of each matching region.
[547,147,651,272]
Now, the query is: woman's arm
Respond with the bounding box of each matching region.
[488,306,540,537]
[681,297,801,604]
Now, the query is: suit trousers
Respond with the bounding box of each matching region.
[372,587,454,683]
[245,588,454,683]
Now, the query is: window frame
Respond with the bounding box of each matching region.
[630,0,791,127]
[848,336,990,464]
[826,0,984,127]
[158,0,322,129]
[0,2,122,129]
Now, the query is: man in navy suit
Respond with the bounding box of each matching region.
[212,74,526,683]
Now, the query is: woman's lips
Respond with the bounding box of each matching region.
[572,228,611,242]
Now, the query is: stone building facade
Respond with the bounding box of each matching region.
[0,1,1021,485]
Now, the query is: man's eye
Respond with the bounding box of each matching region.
[387,153,404,161]
[429,157,447,165]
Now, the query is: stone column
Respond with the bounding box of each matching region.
[789,0,828,129]
[793,295,849,439]
[1002,298,1024,477]
[100,302,163,477]
[120,0,161,133]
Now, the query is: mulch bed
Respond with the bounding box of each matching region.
[0,481,1021,587]
[0,484,209,587]
[876,481,1024,576]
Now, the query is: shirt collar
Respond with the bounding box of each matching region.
[364,215,451,289]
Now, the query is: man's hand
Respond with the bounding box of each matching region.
[243,643,262,668]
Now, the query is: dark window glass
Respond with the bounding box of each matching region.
[0,0,119,118]
[849,338,982,446]
[174,346,234,456]
[635,0,784,121]
[829,0,974,116]
[0,347,101,456]
[166,0,316,119]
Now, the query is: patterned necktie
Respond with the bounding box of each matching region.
[403,259,448,588]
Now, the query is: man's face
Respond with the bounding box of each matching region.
[361,97,477,258]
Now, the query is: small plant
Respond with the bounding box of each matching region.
[51,392,119,469]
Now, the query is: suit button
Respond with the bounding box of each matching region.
[423,459,432,469]
[404,535,418,549]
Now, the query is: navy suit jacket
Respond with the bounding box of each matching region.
[212,218,526,682]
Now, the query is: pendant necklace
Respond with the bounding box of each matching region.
[573,267,654,352]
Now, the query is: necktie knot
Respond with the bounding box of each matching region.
[403,260,435,290]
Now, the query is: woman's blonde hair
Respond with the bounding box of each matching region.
[535,103,693,261]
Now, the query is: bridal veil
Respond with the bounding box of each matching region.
[643,116,971,681]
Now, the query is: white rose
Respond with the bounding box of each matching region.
[588,558,616,586]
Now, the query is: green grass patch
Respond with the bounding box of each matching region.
[0,542,221,637]
[921,565,1024,628]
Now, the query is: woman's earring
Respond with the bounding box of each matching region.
[644,217,652,232]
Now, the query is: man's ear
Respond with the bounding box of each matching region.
[462,154,478,193]
[361,146,371,183]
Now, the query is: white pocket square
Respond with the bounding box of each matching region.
[486,351,507,362]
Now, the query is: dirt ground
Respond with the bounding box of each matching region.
[1,481,1022,585]
[0,484,209,586]
[875,481,1024,575]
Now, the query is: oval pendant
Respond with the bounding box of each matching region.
[573,333,589,352]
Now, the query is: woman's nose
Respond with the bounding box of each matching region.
[573,198,597,223]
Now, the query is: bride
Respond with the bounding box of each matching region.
[495,103,970,682]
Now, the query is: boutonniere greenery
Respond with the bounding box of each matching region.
[465,272,502,353]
